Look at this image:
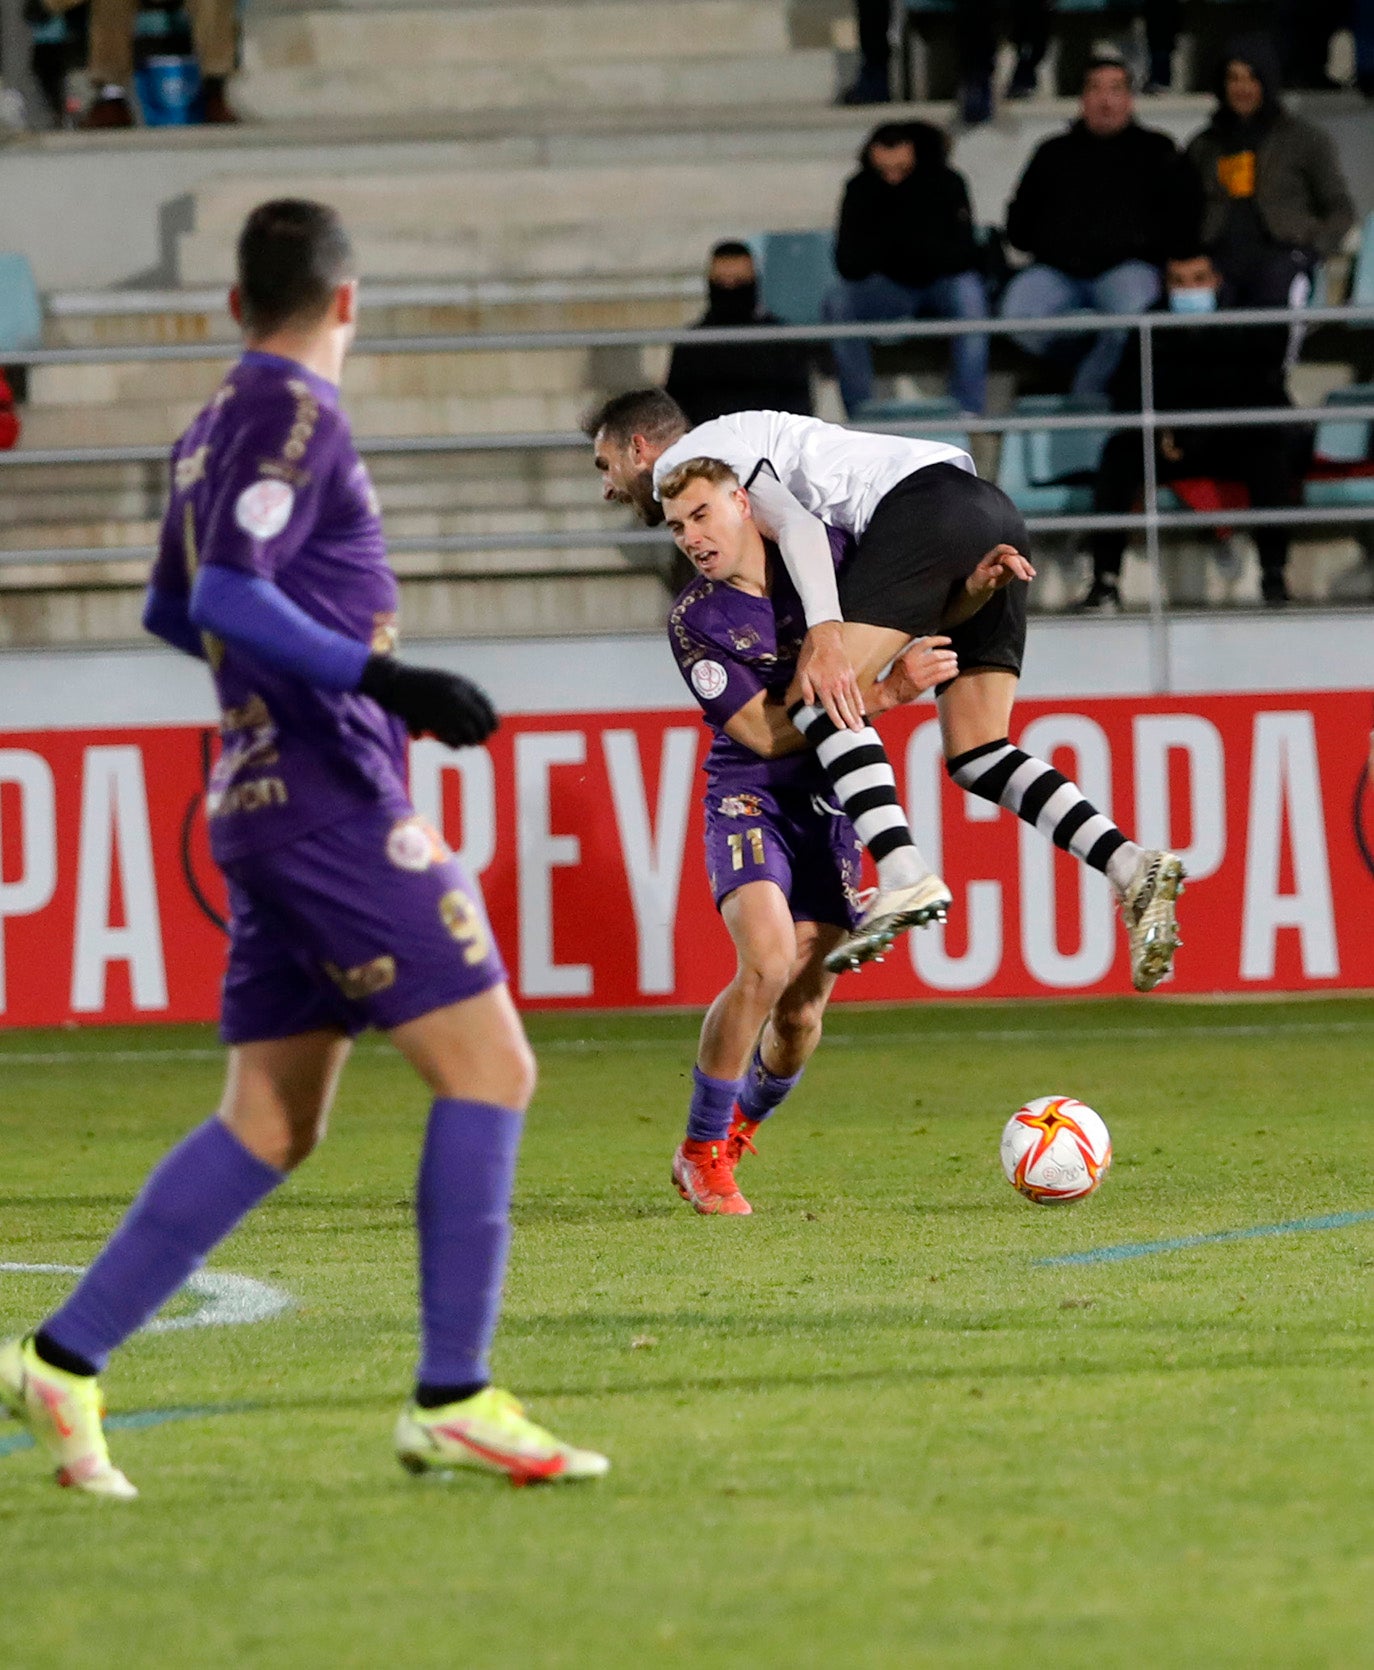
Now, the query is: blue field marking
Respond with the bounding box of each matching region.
[0,1402,260,1460]
[1039,1209,1374,1266]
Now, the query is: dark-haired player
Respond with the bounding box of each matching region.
[585,390,1183,989]
[0,199,608,1495]
[659,454,962,1214]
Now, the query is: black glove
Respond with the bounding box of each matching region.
[359,655,499,748]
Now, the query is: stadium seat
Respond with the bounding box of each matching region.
[1306,384,1374,508]
[852,395,970,454]
[755,231,837,328]
[0,253,42,354]
[1349,212,1374,308]
[996,394,1111,516]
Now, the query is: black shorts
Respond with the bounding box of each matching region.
[838,462,1029,681]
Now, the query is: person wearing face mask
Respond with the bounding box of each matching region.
[1186,34,1354,309]
[1076,250,1305,613]
[663,242,814,428]
[821,121,988,417]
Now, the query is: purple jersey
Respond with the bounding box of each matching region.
[151,350,409,862]
[668,524,853,794]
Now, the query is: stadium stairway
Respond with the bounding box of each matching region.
[2,0,1369,644]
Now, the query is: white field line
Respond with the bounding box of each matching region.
[0,1017,1367,1070]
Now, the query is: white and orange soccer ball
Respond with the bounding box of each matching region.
[1000,1096,1112,1205]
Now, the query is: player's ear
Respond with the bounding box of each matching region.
[228,286,243,328]
[630,432,655,468]
[733,486,753,520]
[335,279,359,328]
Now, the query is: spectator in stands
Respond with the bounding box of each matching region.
[840,0,892,105]
[33,0,238,127]
[1187,35,1355,309]
[663,242,813,426]
[953,0,1051,125]
[821,121,988,416]
[0,370,19,450]
[1077,249,1304,613]
[1000,56,1193,397]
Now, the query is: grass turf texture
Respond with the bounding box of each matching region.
[2,997,1373,1668]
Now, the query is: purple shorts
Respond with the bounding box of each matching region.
[703,782,862,929]
[218,808,507,1045]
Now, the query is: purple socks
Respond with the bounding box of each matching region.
[41,1116,283,1373]
[415,1097,523,1391]
[685,1066,740,1144]
[738,1047,804,1125]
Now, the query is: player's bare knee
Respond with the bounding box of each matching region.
[771,996,825,1052]
[736,955,791,1012]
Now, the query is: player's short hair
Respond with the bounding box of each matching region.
[1084,53,1132,89]
[580,388,689,447]
[658,456,741,502]
[709,240,754,264]
[236,199,356,338]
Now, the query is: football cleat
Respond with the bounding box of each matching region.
[823,874,954,973]
[395,1386,609,1485]
[1119,848,1186,991]
[0,1335,138,1500]
[671,1138,752,1215]
[725,1106,762,1171]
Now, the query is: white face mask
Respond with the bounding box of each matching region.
[1169,286,1218,315]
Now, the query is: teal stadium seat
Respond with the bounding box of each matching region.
[0,253,42,354]
[754,231,837,327]
[1306,384,1374,508]
[996,394,1111,516]
[852,395,970,453]
[1350,212,1374,308]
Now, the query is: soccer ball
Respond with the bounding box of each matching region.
[1000,1096,1112,1205]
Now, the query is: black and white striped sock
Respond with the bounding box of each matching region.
[789,701,932,890]
[946,738,1140,892]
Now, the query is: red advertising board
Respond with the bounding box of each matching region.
[1,690,1370,1027]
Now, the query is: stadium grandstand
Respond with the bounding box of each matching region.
[3,0,1374,1662]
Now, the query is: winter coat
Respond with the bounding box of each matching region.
[1005,119,1193,279]
[1187,33,1354,259]
[664,310,813,427]
[833,123,981,289]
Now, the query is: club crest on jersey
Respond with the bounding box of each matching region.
[729,628,761,652]
[690,659,728,700]
[386,816,451,872]
[719,793,763,819]
[234,478,295,540]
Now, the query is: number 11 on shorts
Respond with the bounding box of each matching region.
[728,828,766,870]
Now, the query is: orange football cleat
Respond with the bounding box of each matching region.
[671,1138,752,1215]
[725,1106,762,1170]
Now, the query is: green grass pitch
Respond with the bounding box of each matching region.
[2,996,1373,1668]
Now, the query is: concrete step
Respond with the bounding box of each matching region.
[186,160,841,235]
[0,571,671,647]
[28,346,608,408]
[45,284,697,350]
[236,50,834,121]
[15,387,609,448]
[246,2,790,72]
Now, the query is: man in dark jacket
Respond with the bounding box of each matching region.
[664,242,813,427]
[1077,250,1305,612]
[820,121,989,415]
[1187,34,1354,308]
[1000,57,1196,395]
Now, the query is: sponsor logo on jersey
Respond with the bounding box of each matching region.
[323,955,397,1000]
[719,793,763,819]
[234,478,295,540]
[386,816,451,872]
[690,659,729,700]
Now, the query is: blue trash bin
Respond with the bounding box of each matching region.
[135,55,202,126]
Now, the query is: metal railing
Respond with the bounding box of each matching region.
[4,301,1373,689]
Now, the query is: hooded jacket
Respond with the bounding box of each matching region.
[1187,34,1354,259]
[833,122,981,289]
[1005,117,1190,279]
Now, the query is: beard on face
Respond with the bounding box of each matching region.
[627,468,663,525]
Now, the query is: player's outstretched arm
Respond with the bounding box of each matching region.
[143,584,207,660]
[188,565,498,747]
[867,637,959,715]
[942,543,1036,629]
[745,473,864,733]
